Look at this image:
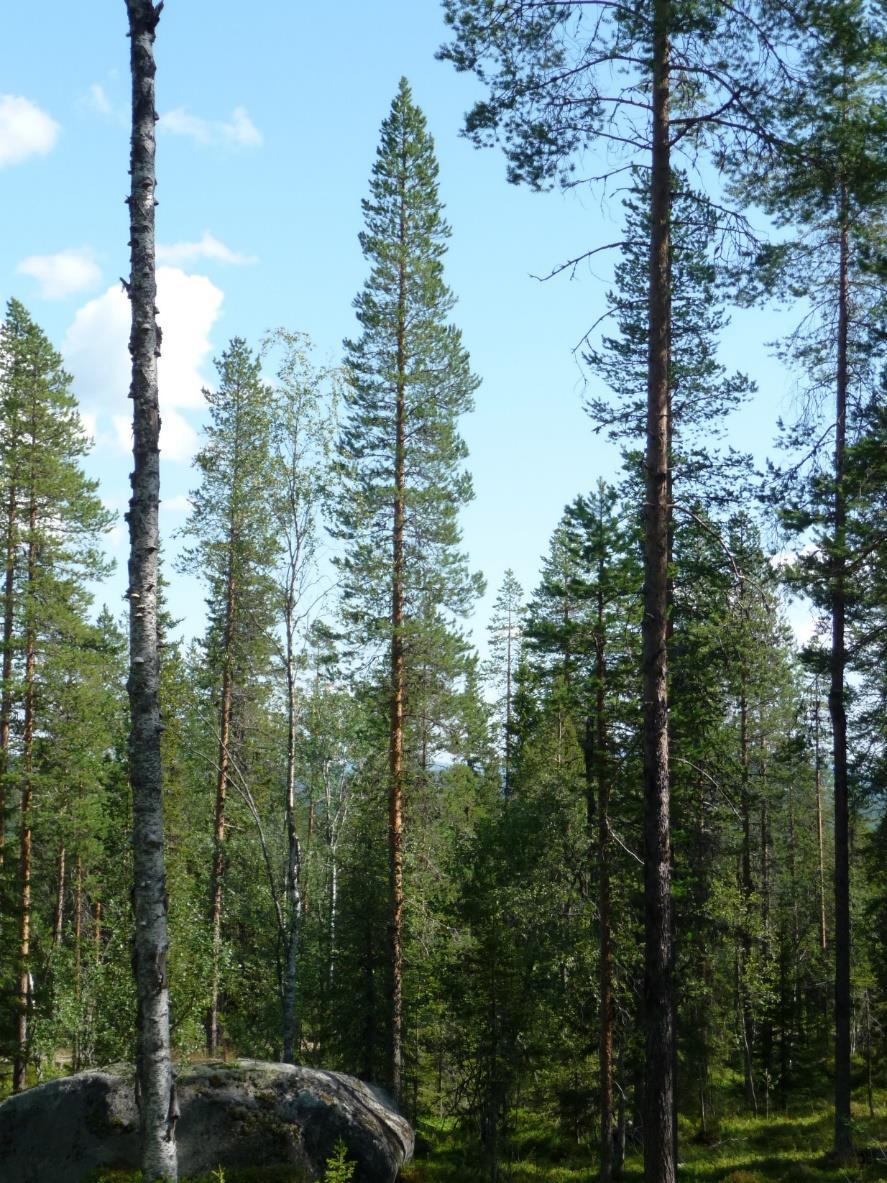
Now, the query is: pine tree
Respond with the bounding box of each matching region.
[0,299,112,1092]
[334,77,482,1100]
[437,9,785,1168]
[744,0,887,1149]
[178,336,279,1057]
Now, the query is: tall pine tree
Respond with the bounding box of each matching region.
[334,77,482,1101]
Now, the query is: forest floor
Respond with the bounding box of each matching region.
[402,1090,887,1183]
[8,1072,885,1182]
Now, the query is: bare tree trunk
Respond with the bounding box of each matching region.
[831,189,852,1160]
[208,658,232,1058]
[813,687,828,953]
[282,615,303,1064]
[12,515,35,1094]
[504,601,514,797]
[642,3,675,1178]
[54,845,66,947]
[738,683,757,1114]
[596,576,615,1183]
[760,772,773,1115]
[0,477,16,870]
[74,854,84,1072]
[387,169,409,1107]
[125,2,177,1176]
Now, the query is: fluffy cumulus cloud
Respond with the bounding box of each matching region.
[63,267,224,463]
[17,248,101,299]
[158,105,262,148]
[0,94,59,167]
[156,231,256,267]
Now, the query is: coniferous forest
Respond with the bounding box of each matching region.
[1,2,887,1181]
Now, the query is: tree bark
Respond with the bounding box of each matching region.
[386,141,410,1106]
[12,501,36,1095]
[831,188,852,1159]
[739,680,757,1114]
[54,845,66,948]
[125,1,177,1177]
[282,608,303,1064]
[74,854,84,1072]
[642,2,676,1177]
[813,689,828,953]
[596,576,615,1183]
[208,655,232,1058]
[0,475,16,870]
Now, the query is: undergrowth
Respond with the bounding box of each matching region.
[400,1088,887,1183]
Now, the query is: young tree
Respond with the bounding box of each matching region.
[483,570,524,795]
[264,329,338,1062]
[124,0,178,1176]
[335,77,482,1100]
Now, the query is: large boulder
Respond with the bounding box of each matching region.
[0,1059,414,1183]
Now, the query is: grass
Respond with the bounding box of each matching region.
[87,1170,310,1183]
[400,1089,887,1183]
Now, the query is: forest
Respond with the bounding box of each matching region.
[1,0,887,1181]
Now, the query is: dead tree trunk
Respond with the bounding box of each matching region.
[124,1,177,1176]
[54,845,66,948]
[208,652,233,1057]
[0,474,16,870]
[642,2,676,1178]
[12,505,36,1095]
[831,187,852,1160]
[596,579,615,1183]
[386,168,410,1106]
[282,612,303,1064]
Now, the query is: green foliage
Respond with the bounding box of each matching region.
[322,1138,356,1183]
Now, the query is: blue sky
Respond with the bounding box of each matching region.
[0,2,808,647]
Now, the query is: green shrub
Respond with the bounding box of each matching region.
[323,1138,356,1183]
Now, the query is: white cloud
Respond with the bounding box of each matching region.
[64,267,224,464]
[17,247,101,299]
[161,494,193,514]
[0,94,59,167]
[156,231,256,267]
[86,83,112,116]
[158,104,262,148]
[77,82,127,126]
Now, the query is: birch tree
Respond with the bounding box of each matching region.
[124,0,178,1176]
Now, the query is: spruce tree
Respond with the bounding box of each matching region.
[483,571,524,796]
[335,77,481,1100]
